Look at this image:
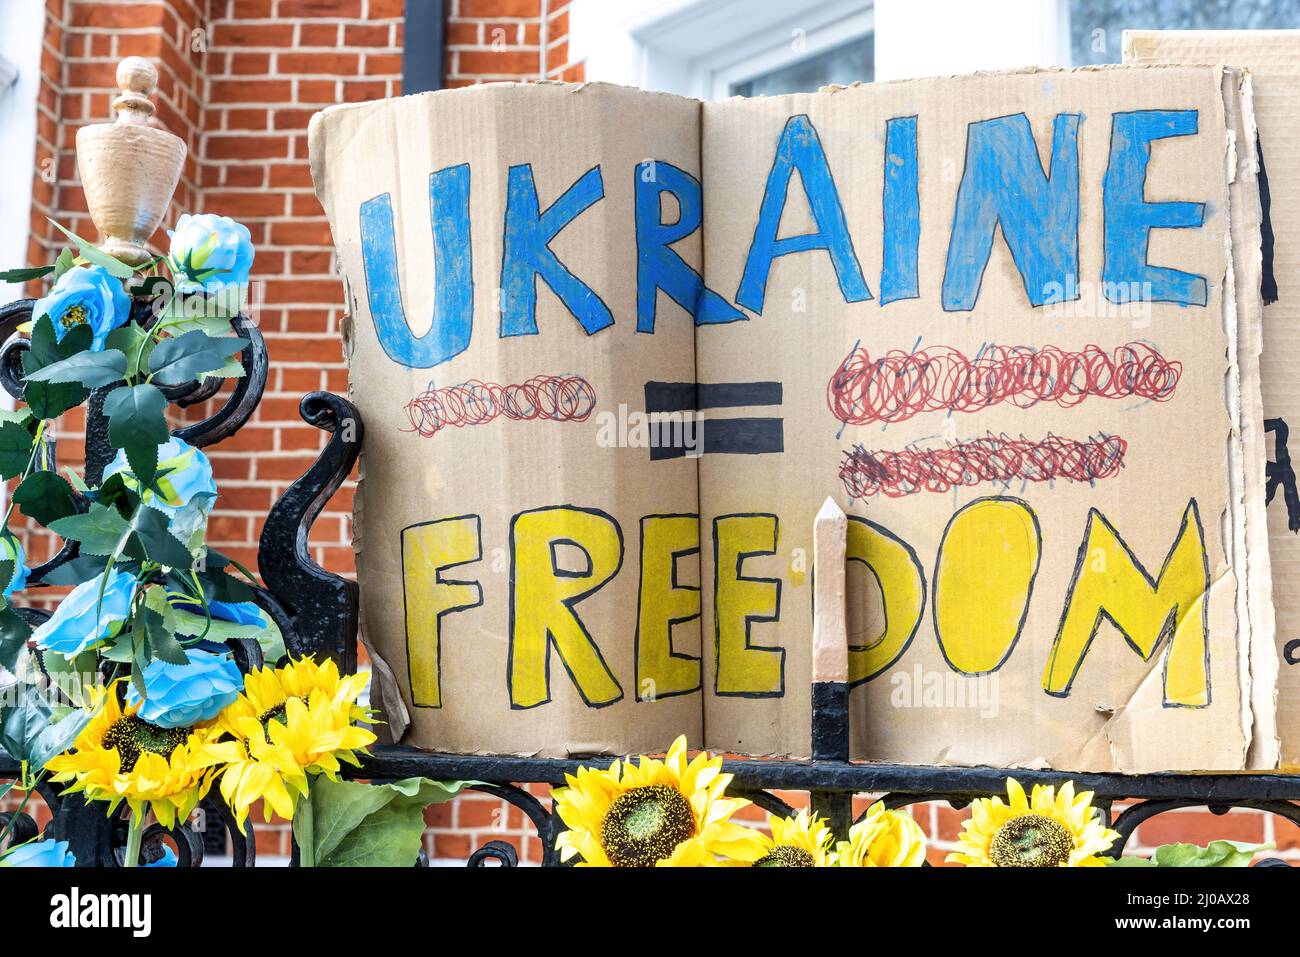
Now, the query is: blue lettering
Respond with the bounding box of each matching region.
[943,113,1080,312]
[736,115,871,313]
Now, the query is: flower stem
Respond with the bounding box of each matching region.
[297,786,315,868]
[123,813,143,868]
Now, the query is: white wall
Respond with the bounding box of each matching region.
[0,0,45,308]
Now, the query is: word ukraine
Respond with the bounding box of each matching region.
[359,109,1207,368]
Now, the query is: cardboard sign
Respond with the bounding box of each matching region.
[308,66,1271,770]
[1126,31,1300,769]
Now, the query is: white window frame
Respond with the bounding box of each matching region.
[571,0,874,100]
[702,5,874,100]
[573,0,1072,95]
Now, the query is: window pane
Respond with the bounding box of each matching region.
[1070,0,1300,65]
[731,34,874,97]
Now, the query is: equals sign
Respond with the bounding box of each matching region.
[643,380,784,460]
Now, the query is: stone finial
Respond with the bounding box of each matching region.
[75,57,185,267]
[111,56,158,125]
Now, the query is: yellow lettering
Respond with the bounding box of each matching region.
[934,497,1040,675]
[401,516,484,708]
[636,515,702,701]
[1043,500,1209,707]
[510,507,624,709]
[714,513,783,696]
[846,516,926,684]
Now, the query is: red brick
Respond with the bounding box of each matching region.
[278,0,361,16]
[213,22,295,47]
[65,61,118,90]
[203,190,286,218]
[267,216,334,245]
[297,23,340,47]
[432,834,472,860]
[70,3,164,29]
[454,49,540,77]
[1137,810,1267,848]
[458,0,541,16]
[229,52,272,75]
[446,21,480,46]
[345,24,392,47]
[229,0,274,15]
[211,79,292,103]
[278,426,327,451]
[364,53,402,75]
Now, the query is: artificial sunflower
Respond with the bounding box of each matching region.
[947,777,1120,867]
[553,735,766,867]
[45,681,214,829]
[201,657,375,830]
[750,809,835,867]
[834,801,926,867]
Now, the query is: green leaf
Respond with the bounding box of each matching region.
[129,506,194,570]
[103,384,168,487]
[294,777,475,868]
[0,606,32,674]
[23,314,92,371]
[1153,840,1275,867]
[23,378,88,420]
[13,470,78,526]
[0,691,89,768]
[148,330,248,386]
[0,265,55,283]
[51,248,75,281]
[1108,840,1277,867]
[171,607,284,661]
[49,504,131,556]
[137,604,187,667]
[105,323,154,381]
[47,219,134,279]
[38,648,97,709]
[40,555,108,587]
[193,566,254,604]
[24,348,127,389]
[0,421,34,480]
[156,300,239,336]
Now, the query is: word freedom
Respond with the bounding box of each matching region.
[400,496,1212,711]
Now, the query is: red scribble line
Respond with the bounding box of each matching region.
[827,342,1181,426]
[839,432,1128,498]
[403,374,597,438]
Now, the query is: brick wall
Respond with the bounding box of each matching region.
[9,0,1295,868]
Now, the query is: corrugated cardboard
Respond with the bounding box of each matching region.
[309,65,1270,769]
[1125,31,1296,769]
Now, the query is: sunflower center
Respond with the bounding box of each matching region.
[258,702,288,731]
[753,844,816,867]
[600,784,696,867]
[988,813,1075,867]
[58,304,89,331]
[103,715,189,773]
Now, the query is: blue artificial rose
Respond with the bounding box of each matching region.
[171,597,269,629]
[104,436,217,518]
[0,839,76,867]
[0,536,28,597]
[126,647,242,729]
[31,264,131,350]
[168,213,254,293]
[32,567,137,658]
